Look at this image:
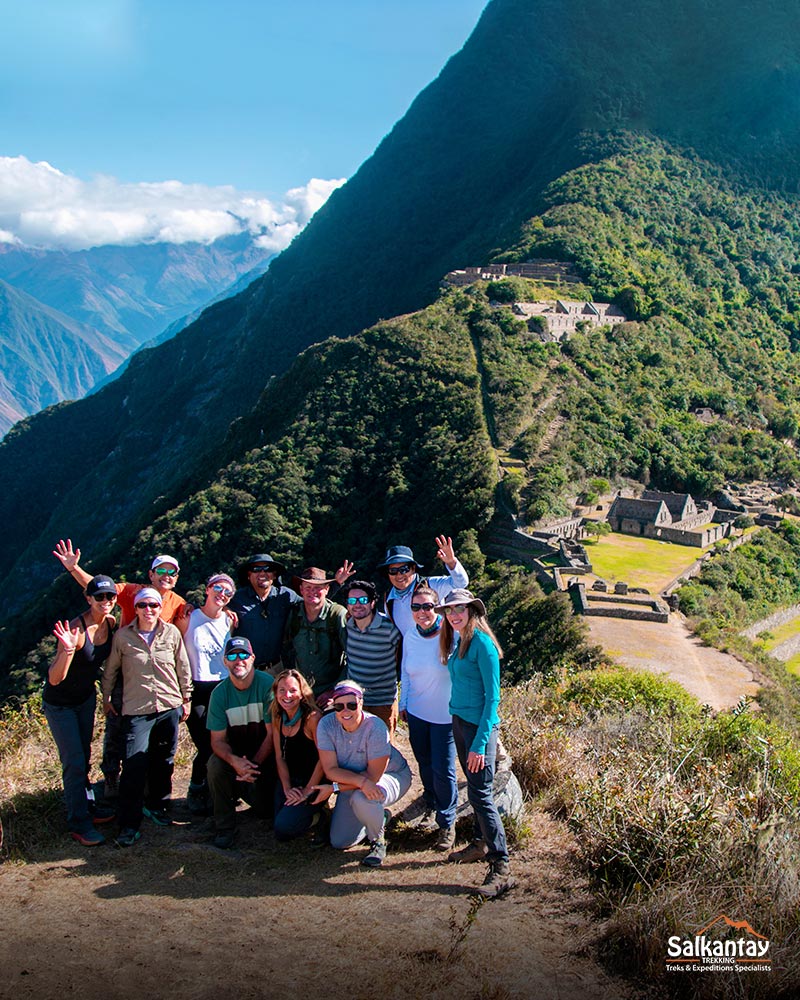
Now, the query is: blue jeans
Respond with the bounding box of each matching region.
[452,716,508,862]
[273,785,323,841]
[406,712,457,828]
[118,707,181,830]
[43,694,96,835]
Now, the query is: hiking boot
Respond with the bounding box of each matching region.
[434,824,456,852]
[448,839,488,864]
[89,802,116,825]
[70,828,105,847]
[142,806,173,827]
[116,828,141,848]
[187,782,211,816]
[361,835,387,867]
[417,807,437,833]
[213,831,237,850]
[472,860,516,898]
[310,810,330,848]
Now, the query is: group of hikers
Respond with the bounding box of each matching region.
[43,534,515,897]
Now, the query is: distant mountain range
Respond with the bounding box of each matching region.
[4,0,800,691]
[0,233,273,435]
[0,278,128,431]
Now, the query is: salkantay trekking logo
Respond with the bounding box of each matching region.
[666,914,772,974]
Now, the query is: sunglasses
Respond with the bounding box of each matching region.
[249,564,273,573]
[346,595,371,605]
[136,603,160,610]
[154,567,178,577]
[211,584,233,597]
[92,593,116,603]
[333,701,359,712]
[387,564,414,575]
[410,602,436,612]
[225,651,251,661]
[444,605,468,616]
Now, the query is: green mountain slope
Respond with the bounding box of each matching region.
[5,131,800,692]
[122,136,800,566]
[4,0,800,615]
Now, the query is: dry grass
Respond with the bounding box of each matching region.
[501,671,800,999]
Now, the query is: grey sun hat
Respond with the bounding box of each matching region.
[434,588,486,617]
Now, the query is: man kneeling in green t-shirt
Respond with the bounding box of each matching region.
[206,637,275,849]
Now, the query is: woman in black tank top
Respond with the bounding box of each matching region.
[270,669,327,843]
[43,575,118,846]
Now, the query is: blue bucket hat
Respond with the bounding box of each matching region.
[377,545,424,572]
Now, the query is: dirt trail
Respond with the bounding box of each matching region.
[0,731,635,1000]
[587,615,759,709]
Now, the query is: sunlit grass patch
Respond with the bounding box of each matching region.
[584,532,708,592]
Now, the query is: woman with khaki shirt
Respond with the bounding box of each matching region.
[102,587,191,847]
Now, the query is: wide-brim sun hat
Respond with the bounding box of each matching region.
[237,552,287,584]
[434,588,486,617]
[292,566,337,590]
[377,545,424,571]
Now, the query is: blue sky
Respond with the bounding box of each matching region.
[0,1,487,201]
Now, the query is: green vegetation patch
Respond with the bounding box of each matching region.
[585,531,704,591]
[562,666,701,719]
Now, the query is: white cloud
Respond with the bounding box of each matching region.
[0,156,346,251]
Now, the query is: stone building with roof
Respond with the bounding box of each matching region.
[511,299,627,341]
[607,489,731,547]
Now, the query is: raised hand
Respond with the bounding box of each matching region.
[53,619,81,653]
[434,535,457,570]
[53,538,80,572]
[334,559,355,585]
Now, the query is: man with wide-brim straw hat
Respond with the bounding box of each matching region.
[228,553,300,676]
[378,536,469,639]
[285,567,348,701]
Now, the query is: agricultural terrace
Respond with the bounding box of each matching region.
[583,532,710,593]
[756,615,800,677]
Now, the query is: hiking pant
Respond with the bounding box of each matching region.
[452,715,508,863]
[329,765,412,848]
[118,707,181,830]
[43,693,95,835]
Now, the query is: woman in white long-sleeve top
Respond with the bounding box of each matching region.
[399,582,458,852]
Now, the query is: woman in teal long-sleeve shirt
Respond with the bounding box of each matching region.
[437,589,515,898]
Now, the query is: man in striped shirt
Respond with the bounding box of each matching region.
[340,580,401,737]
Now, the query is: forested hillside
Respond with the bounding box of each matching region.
[5,132,800,695]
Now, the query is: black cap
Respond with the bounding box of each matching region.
[86,575,117,597]
[224,636,254,657]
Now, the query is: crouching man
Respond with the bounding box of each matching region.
[206,637,275,849]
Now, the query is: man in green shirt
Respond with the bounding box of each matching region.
[284,566,348,702]
[206,637,275,849]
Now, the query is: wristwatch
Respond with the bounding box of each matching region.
[332,781,340,793]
